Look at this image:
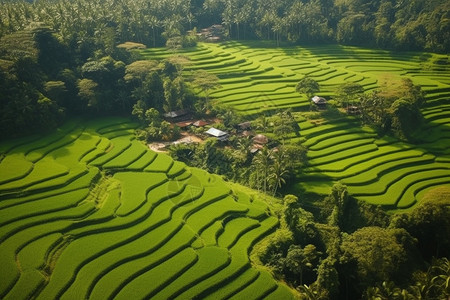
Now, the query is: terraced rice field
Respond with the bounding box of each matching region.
[142,41,450,210]
[0,117,295,299]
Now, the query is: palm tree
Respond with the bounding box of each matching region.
[252,147,273,193]
[193,69,221,111]
[269,149,289,196]
[298,284,319,300]
[255,114,268,131]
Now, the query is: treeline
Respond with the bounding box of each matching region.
[254,185,450,299]
[1,0,449,52]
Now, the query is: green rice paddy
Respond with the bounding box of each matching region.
[0,117,294,299]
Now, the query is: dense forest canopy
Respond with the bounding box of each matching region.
[0,0,449,52]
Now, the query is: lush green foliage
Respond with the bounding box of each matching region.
[169,135,307,196]
[1,0,448,52]
[253,191,450,299]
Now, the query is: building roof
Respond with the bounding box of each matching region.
[253,134,269,144]
[164,109,189,118]
[176,121,193,128]
[241,130,253,137]
[250,148,260,154]
[193,120,209,127]
[311,96,327,104]
[205,127,228,138]
[238,121,252,130]
[346,105,360,114]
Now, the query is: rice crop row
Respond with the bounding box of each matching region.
[102,140,147,169]
[1,116,291,299]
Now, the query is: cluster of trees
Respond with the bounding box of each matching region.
[129,61,222,142]
[1,0,449,53]
[297,75,426,141]
[0,21,219,138]
[169,108,305,195]
[0,0,195,51]
[359,77,425,140]
[0,26,73,136]
[170,134,307,196]
[253,184,450,299]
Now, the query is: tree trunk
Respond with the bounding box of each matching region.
[152,26,156,47]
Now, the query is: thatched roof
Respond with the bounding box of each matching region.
[253,134,269,144]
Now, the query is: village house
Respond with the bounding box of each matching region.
[205,127,229,141]
[193,120,209,127]
[311,95,327,108]
[164,109,191,122]
[346,105,360,114]
[253,134,269,145]
[197,24,225,42]
[237,121,252,131]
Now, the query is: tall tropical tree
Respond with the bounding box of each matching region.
[296,77,320,110]
[252,147,273,193]
[336,82,364,109]
[193,69,221,112]
[269,149,289,196]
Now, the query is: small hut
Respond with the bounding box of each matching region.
[164,109,191,122]
[311,96,327,107]
[193,120,209,127]
[176,121,193,128]
[197,24,225,42]
[346,105,360,114]
[238,121,252,131]
[205,127,229,141]
[253,134,269,145]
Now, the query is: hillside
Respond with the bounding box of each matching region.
[141,41,450,210]
[0,117,296,300]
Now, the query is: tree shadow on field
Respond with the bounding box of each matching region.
[412,120,450,156]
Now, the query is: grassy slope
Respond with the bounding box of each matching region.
[0,118,296,300]
[142,41,450,210]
